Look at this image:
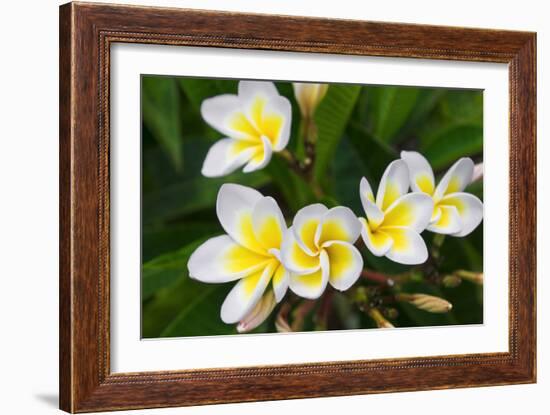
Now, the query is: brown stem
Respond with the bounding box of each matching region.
[367,308,395,328]
[361,269,396,287]
[291,300,316,331]
[315,289,334,330]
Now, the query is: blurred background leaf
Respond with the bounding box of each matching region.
[142,76,184,170]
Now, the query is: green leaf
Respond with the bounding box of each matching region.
[422,125,483,170]
[143,170,270,225]
[142,77,183,170]
[142,221,220,262]
[368,86,420,143]
[313,84,361,181]
[178,78,237,112]
[159,283,235,337]
[142,240,207,300]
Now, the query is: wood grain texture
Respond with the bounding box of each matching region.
[59,2,537,413]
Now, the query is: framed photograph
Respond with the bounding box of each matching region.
[59,2,536,412]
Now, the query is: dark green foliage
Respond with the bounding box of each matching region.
[141,77,484,338]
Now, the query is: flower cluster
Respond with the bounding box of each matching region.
[188,153,483,330]
[188,80,483,332]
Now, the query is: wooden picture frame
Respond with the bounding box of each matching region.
[59,2,536,412]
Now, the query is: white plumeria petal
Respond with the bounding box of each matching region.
[430,206,442,224]
[280,228,321,274]
[382,227,428,265]
[221,260,278,324]
[439,192,483,237]
[427,205,462,234]
[324,241,363,291]
[188,235,270,283]
[315,206,362,247]
[216,183,266,254]
[200,94,259,142]
[201,138,257,178]
[272,263,290,303]
[238,81,291,151]
[242,136,273,173]
[359,217,393,257]
[400,151,436,195]
[238,81,280,107]
[433,157,474,201]
[292,203,328,255]
[360,177,384,228]
[236,290,277,333]
[382,192,434,233]
[264,96,292,151]
[289,249,329,299]
[252,196,287,251]
[376,160,410,211]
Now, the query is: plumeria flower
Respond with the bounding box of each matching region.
[293,83,328,118]
[359,160,434,265]
[200,81,291,177]
[400,151,483,236]
[188,184,290,324]
[280,204,363,299]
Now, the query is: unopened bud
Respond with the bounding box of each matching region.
[293,83,329,118]
[442,274,462,288]
[455,270,484,285]
[398,293,453,313]
[237,291,276,333]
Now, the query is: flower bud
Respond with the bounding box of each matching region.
[236,291,277,333]
[398,293,453,313]
[455,270,483,285]
[442,274,462,288]
[293,83,329,118]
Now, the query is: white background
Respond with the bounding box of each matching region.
[111,45,509,372]
[0,0,547,414]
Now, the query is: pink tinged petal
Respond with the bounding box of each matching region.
[216,184,266,254]
[251,196,287,251]
[242,136,273,173]
[440,192,484,237]
[292,203,328,255]
[201,138,256,178]
[236,290,277,333]
[382,193,434,233]
[376,160,410,211]
[359,218,393,257]
[472,162,484,182]
[187,235,270,283]
[324,241,363,291]
[400,151,435,195]
[272,263,290,303]
[427,205,462,234]
[315,206,361,246]
[382,227,428,265]
[433,157,474,201]
[289,250,330,299]
[221,260,278,324]
[280,228,321,274]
